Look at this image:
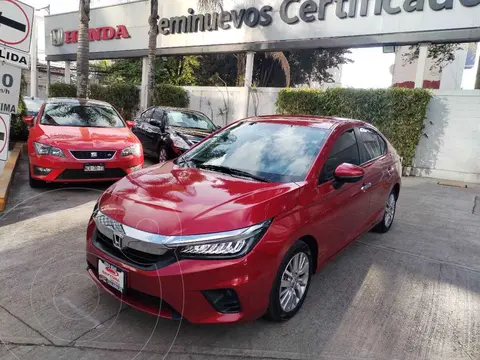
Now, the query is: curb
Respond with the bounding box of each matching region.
[0,143,24,213]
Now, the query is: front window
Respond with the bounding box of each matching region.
[40,103,125,128]
[182,121,329,183]
[167,110,216,131]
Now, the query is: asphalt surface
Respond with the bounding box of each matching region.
[0,155,479,360]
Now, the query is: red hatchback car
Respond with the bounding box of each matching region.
[86,116,401,323]
[27,98,144,187]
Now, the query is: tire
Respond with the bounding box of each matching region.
[265,240,313,322]
[29,173,45,188]
[158,146,169,163]
[373,190,397,233]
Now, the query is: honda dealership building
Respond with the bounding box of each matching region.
[43,0,480,108]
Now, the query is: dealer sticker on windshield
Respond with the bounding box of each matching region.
[98,259,125,293]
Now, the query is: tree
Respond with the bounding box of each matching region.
[402,44,463,72]
[253,49,352,87]
[197,0,291,87]
[147,0,159,107]
[476,58,480,90]
[76,0,90,98]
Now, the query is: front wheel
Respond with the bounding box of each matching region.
[265,241,313,322]
[373,191,397,233]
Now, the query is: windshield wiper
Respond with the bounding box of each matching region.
[196,164,271,183]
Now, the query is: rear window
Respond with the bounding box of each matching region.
[167,110,216,131]
[40,103,125,128]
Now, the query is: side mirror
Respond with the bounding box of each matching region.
[22,115,34,128]
[333,163,365,190]
[126,120,135,129]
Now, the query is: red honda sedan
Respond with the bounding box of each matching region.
[27,98,144,187]
[86,116,401,323]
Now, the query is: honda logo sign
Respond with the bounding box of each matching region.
[51,28,64,46]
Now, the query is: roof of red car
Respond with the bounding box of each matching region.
[245,115,365,129]
[45,97,113,107]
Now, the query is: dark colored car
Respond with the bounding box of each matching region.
[132,107,219,162]
[86,115,402,324]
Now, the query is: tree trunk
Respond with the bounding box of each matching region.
[76,0,90,98]
[147,0,159,107]
[475,56,480,89]
[236,53,246,86]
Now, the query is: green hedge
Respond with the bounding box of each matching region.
[276,88,431,167]
[153,84,189,108]
[10,75,29,142]
[90,84,139,120]
[49,83,77,98]
[48,83,139,120]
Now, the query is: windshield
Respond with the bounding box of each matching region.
[167,110,216,131]
[40,103,125,128]
[24,98,43,113]
[182,121,329,183]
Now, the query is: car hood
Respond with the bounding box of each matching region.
[98,162,301,236]
[37,125,138,150]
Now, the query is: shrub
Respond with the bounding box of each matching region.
[276,87,431,167]
[90,84,139,120]
[153,84,189,108]
[10,75,29,142]
[49,83,76,98]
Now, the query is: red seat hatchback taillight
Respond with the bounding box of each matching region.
[86,115,401,324]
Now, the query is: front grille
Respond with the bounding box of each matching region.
[70,150,116,160]
[93,229,177,270]
[57,168,126,180]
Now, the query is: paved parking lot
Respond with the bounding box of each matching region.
[0,156,479,360]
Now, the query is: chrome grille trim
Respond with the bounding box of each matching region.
[93,211,267,255]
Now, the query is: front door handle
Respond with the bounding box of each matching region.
[361,183,372,192]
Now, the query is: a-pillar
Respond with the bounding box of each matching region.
[65,61,71,84]
[140,57,149,110]
[414,43,429,88]
[241,51,255,120]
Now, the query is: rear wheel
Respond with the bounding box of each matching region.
[265,241,313,322]
[373,190,397,233]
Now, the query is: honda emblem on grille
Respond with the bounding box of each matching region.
[91,152,98,158]
[112,231,124,250]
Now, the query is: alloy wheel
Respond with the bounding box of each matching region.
[384,193,396,227]
[279,252,310,312]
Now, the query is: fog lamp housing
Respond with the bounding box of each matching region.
[34,166,52,175]
[202,289,241,314]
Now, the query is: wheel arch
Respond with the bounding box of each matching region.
[298,235,318,274]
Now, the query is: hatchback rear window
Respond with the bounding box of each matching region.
[40,103,125,128]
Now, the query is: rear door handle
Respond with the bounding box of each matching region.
[361,183,372,191]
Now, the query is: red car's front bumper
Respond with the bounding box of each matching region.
[29,151,143,182]
[85,219,279,324]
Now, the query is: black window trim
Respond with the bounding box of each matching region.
[355,126,388,166]
[318,127,362,185]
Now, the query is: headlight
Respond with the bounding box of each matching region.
[179,219,272,259]
[171,134,190,150]
[121,143,141,157]
[34,142,65,157]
